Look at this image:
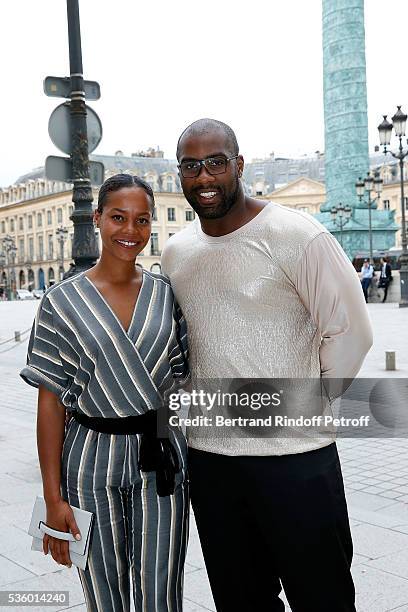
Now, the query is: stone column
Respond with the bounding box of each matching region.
[320,0,369,212]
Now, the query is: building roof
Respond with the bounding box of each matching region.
[9,150,402,194]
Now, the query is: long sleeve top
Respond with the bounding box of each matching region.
[161,202,373,456]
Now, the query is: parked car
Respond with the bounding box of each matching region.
[16,289,36,300]
[32,289,45,299]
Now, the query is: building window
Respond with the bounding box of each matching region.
[57,208,63,224]
[1,221,5,233]
[19,217,24,231]
[167,208,176,222]
[383,199,390,210]
[185,210,195,222]
[48,235,54,259]
[299,206,309,213]
[10,218,15,232]
[69,205,74,218]
[38,236,44,260]
[37,213,42,227]
[29,237,34,260]
[19,238,24,260]
[28,215,33,229]
[152,208,158,221]
[150,233,160,255]
[47,210,52,225]
[166,177,173,193]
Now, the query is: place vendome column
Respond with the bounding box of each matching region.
[315,0,397,258]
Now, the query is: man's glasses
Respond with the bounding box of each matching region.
[178,155,239,178]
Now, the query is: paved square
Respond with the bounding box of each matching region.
[0,301,407,611]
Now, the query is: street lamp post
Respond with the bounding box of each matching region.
[355,172,383,263]
[65,0,99,277]
[2,235,17,300]
[378,106,408,307]
[56,226,69,280]
[0,252,5,300]
[330,203,352,248]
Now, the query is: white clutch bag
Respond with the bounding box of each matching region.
[28,496,94,570]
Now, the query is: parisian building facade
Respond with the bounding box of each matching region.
[0,150,406,294]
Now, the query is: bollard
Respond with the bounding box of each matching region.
[385,350,396,371]
[14,331,21,342]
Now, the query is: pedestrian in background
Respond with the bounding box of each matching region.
[377,256,392,303]
[20,174,189,612]
[360,258,374,303]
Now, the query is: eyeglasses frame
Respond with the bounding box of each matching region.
[178,155,240,178]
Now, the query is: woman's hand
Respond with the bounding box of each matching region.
[43,499,81,568]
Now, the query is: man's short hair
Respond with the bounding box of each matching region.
[176,118,239,160]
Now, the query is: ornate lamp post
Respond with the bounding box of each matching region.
[330,203,352,248]
[66,0,99,276]
[355,172,383,263]
[0,252,6,300]
[56,226,69,280]
[378,106,408,307]
[2,235,17,300]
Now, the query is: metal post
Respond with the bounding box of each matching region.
[368,198,373,263]
[56,226,68,280]
[398,137,408,307]
[2,236,17,300]
[5,249,10,300]
[65,0,99,277]
[60,237,64,271]
[10,250,16,300]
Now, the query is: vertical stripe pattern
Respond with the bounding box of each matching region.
[61,420,188,611]
[23,270,190,611]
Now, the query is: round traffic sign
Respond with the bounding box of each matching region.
[48,102,102,155]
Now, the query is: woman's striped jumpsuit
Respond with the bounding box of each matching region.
[20,270,189,612]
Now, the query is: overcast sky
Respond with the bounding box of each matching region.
[1,0,407,187]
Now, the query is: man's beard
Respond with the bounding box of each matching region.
[184,177,240,220]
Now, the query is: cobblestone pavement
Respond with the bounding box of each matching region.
[0,301,407,611]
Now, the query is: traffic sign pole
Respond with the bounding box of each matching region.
[65,0,99,276]
[44,1,103,278]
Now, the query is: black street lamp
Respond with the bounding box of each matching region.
[355,172,383,263]
[378,106,408,307]
[331,203,352,248]
[65,0,99,277]
[56,226,69,280]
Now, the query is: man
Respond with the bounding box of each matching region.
[378,256,392,302]
[161,119,372,612]
[360,258,374,303]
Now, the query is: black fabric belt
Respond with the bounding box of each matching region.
[71,409,180,497]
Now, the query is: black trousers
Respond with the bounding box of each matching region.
[380,278,390,302]
[189,443,355,612]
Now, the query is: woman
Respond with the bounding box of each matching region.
[20,174,189,612]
